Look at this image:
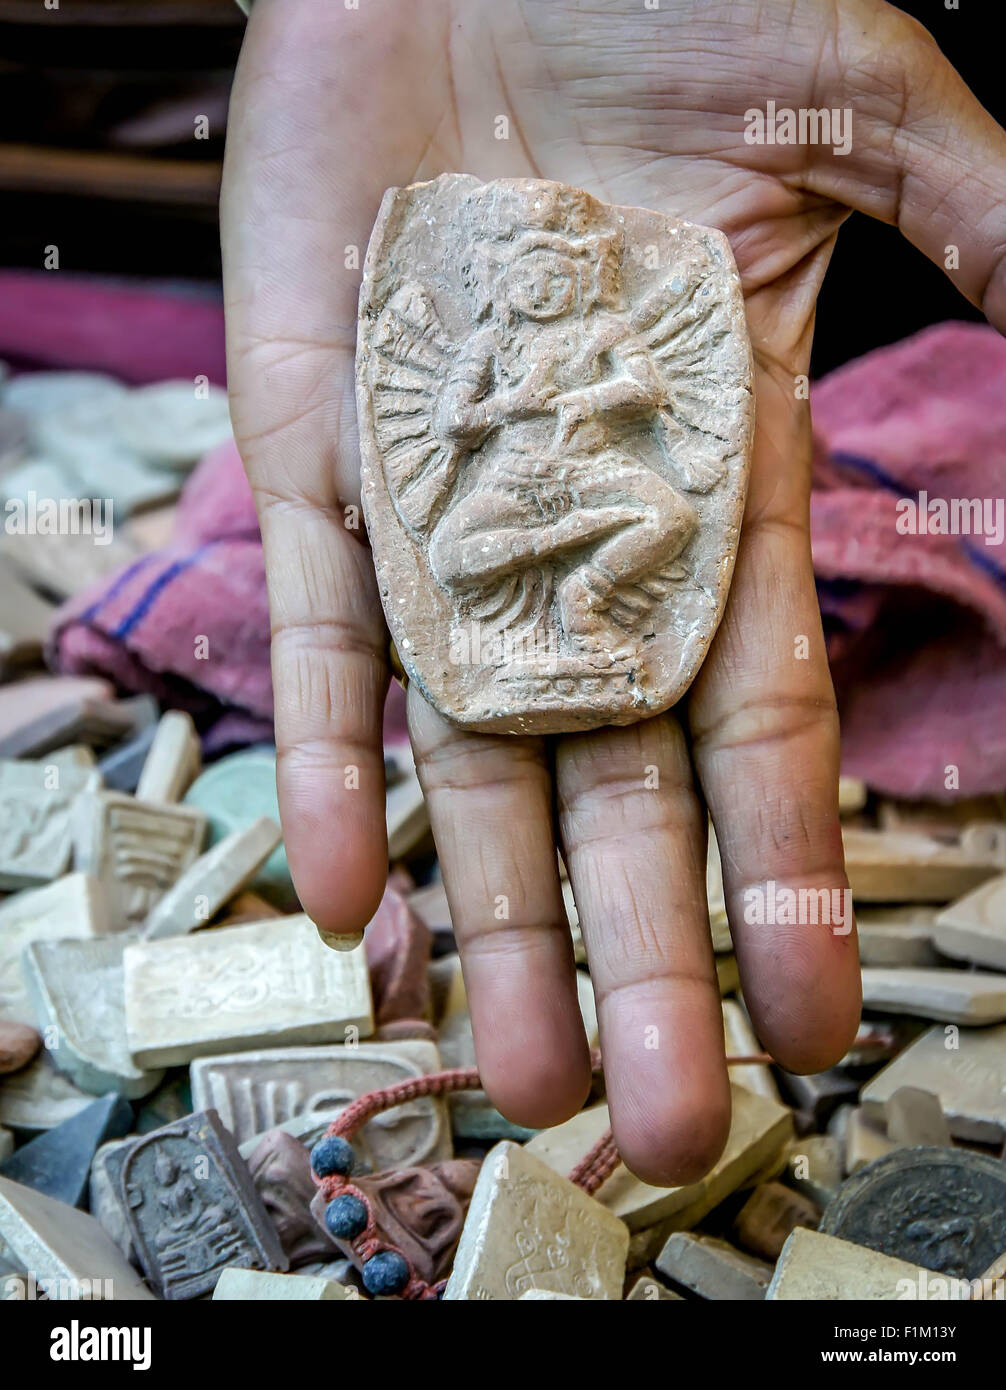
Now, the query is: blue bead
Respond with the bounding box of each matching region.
[324,1193,368,1239]
[362,1250,410,1296]
[310,1135,355,1178]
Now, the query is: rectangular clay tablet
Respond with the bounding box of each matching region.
[357,174,753,734]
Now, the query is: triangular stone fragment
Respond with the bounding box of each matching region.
[0,1093,132,1207]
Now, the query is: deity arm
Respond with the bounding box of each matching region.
[563,338,664,417]
[433,333,496,444]
[486,355,559,425]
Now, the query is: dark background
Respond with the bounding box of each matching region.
[0,0,998,377]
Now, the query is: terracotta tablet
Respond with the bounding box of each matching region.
[357,174,753,734]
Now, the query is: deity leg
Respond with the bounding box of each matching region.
[428,480,548,591]
[557,463,698,651]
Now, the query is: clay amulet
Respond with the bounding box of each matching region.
[357,174,753,734]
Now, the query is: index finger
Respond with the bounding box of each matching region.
[221,6,397,935]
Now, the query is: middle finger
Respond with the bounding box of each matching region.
[557,713,731,1186]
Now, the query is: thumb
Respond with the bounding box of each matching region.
[806,1,1006,331]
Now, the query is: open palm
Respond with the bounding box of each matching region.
[221,0,1006,1183]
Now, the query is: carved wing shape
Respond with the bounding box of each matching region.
[368,283,461,537]
[631,272,748,493]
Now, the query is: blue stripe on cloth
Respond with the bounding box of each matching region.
[962,538,1006,589]
[829,451,905,493]
[77,553,156,625]
[827,455,1006,590]
[111,540,219,640]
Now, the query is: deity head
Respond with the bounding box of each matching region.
[154,1151,178,1185]
[461,183,623,323]
[503,239,578,321]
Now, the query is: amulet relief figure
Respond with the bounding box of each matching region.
[357,175,753,734]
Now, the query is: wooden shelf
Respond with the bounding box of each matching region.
[0,143,222,206]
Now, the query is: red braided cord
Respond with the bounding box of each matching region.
[318,1048,772,1180]
[327,1065,484,1144]
[569,1131,620,1194]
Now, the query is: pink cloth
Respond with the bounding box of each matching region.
[0,272,226,385]
[50,434,410,749]
[51,439,273,749]
[48,320,1006,797]
[811,323,1006,799]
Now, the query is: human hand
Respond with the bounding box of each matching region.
[221,0,1006,1184]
